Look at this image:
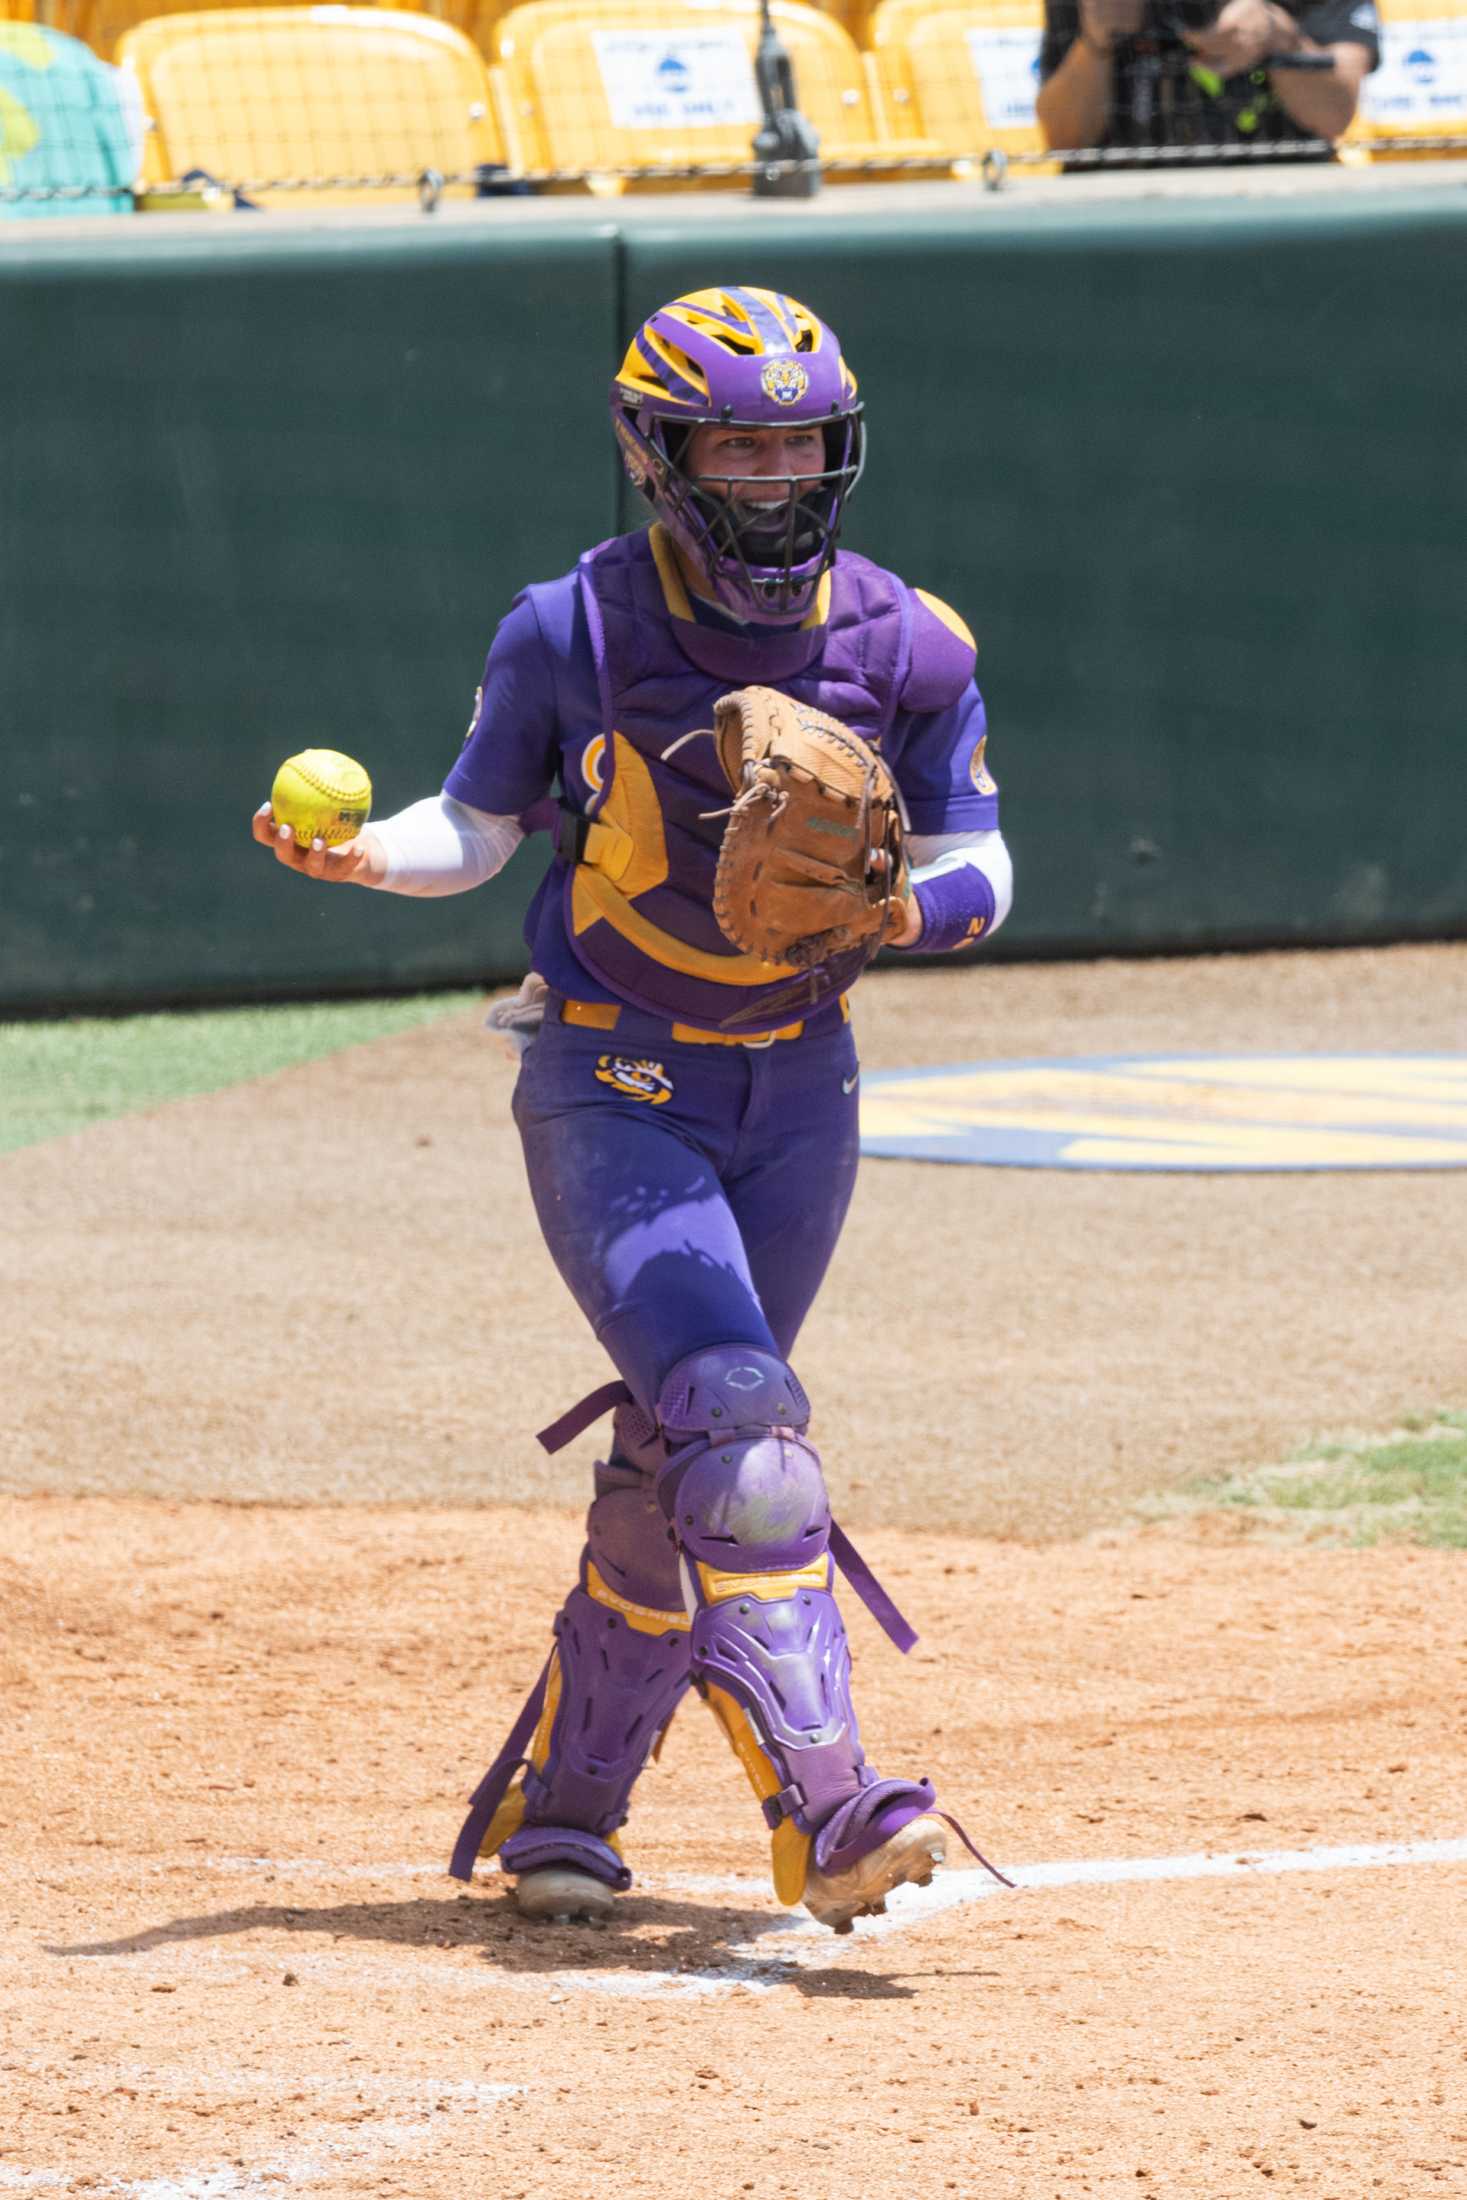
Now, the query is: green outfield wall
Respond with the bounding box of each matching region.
[3,191,1463,1011]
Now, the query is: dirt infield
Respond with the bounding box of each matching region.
[4,1499,1465,2197]
[3,941,1465,2196]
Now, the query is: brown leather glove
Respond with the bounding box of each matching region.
[709,686,911,971]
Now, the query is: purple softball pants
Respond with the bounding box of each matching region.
[512,1000,861,1402]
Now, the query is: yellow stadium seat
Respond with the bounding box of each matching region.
[867,0,1050,162]
[84,0,418,62]
[117,6,507,204]
[464,0,878,32]
[466,0,881,79]
[807,0,877,43]
[1344,0,1467,156]
[485,0,937,186]
[434,0,507,36]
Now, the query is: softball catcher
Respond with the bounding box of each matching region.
[252,286,1014,1933]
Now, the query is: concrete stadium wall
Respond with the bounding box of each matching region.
[2,190,1463,1011]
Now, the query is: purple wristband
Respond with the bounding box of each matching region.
[906,863,997,954]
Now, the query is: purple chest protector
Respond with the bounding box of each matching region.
[564,526,913,1034]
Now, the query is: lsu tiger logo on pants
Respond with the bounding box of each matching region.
[594,1056,674,1105]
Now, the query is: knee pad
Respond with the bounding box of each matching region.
[658,1345,810,1440]
[653,1345,830,1575]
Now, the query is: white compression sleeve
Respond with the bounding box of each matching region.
[362,794,525,898]
[906,827,1015,938]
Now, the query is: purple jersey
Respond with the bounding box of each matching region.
[446,527,999,1025]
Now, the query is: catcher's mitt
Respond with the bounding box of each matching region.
[709,687,911,971]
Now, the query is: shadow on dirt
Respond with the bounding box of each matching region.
[45,1891,916,1999]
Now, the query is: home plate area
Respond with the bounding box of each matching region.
[858,1053,1467,1171]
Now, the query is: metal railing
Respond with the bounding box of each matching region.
[6,129,1467,209]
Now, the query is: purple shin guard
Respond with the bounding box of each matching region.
[654,1344,931,1860]
[517,1578,688,1838]
[692,1578,873,1835]
[448,1451,691,1889]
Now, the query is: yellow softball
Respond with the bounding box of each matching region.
[270,750,372,850]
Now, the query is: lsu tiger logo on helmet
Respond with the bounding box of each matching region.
[761,359,810,405]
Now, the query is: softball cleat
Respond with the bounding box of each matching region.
[511,1866,618,1925]
[801,1813,947,1935]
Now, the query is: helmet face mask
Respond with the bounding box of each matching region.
[635,408,864,623]
[610,288,865,626]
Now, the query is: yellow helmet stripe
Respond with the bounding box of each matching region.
[640,324,710,400]
[664,290,761,352]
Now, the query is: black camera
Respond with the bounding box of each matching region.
[1145,0,1335,64]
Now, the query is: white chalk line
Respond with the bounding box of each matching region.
[564,1834,1467,1995]
[46,1833,1467,2003]
[0,2077,521,2200]
[795,1832,1467,1946]
[192,1830,1467,1896]
[37,2071,518,2108]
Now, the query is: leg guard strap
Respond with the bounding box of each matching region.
[811,1777,937,1876]
[828,1518,918,1655]
[536,1378,632,1455]
[448,1655,551,1884]
[498,1823,631,1892]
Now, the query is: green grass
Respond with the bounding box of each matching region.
[1156,1412,1467,1549]
[0,992,482,1154]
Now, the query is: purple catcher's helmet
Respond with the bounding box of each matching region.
[610,285,864,625]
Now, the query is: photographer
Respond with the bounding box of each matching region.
[1035,0,1380,157]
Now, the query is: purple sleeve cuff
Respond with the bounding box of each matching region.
[904,863,997,954]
